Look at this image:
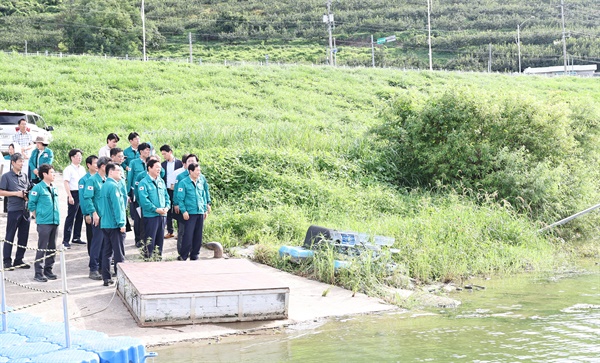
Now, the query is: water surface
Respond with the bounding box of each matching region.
[154,265,600,362]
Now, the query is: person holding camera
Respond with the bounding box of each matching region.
[0,153,31,270]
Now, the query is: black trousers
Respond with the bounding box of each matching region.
[63,190,83,243]
[34,224,57,276]
[130,201,145,244]
[3,210,30,265]
[174,212,184,255]
[166,189,175,234]
[89,223,104,272]
[143,216,165,258]
[85,220,93,255]
[101,228,125,281]
[180,214,204,260]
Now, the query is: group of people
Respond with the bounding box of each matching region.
[0,124,211,286]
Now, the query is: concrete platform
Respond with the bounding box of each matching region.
[117,259,289,326]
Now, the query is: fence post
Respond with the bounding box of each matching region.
[60,248,71,348]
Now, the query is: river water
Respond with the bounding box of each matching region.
[153,264,600,362]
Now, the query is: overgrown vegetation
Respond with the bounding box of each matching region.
[0,53,598,297]
[1,0,599,71]
[373,89,600,227]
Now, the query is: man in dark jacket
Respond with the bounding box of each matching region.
[0,153,31,269]
[160,144,183,239]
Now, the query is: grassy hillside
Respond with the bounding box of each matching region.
[1,53,598,285]
[1,0,599,71]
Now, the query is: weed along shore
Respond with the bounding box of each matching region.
[1,174,401,347]
[0,53,599,345]
[1,174,457,349]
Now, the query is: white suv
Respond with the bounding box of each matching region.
[0,110,54,153]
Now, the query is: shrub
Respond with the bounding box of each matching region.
[374,89,600,224]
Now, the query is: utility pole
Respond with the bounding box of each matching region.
[371,35,375,68]
[141,0,147,61]
[333,37,337,66]
[488,43,492,72]
[24,40,27,56]
[560,0,568,75]
[323,0,334,66]
[517,17,534,74]
[426,0,433,71]
[189,32,193,63]
[517,24,522,73]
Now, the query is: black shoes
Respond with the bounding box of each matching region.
[89,271,102,280]
[63,239,85,248]
[34,269,57,281]
[34,274,48,282]
[13,261,30,269]
[103,279,114,286]
[4,261,31,269]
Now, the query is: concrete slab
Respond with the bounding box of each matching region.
[119,259,288,295]
[0,173,397,346]
[117,259,290,326]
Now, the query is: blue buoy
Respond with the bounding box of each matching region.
[0,312,155,363]
[31,349,100,363]
[78,336,146,363]
[0,341,61,359]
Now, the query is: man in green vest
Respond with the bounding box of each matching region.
[123,132,154,171]
[127,142,151,247]
[110,148,128,210]
[176,163,210,261]
[28,164,60,282]
[78,155,98,257]
[82,156,110,280]
[137,159,170,259]
[173,154,211,254]
[99,163,127,286]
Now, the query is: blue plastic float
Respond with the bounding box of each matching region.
[0,310,156,363]
[279,225,397,270]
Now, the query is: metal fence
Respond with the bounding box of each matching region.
[4,49,590,77]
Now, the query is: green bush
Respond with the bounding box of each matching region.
[374,89,600,223]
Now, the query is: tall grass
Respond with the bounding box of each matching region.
[0,52,594,287]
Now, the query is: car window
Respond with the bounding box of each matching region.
[37,116,47,129]
[0,114,24,125]
[27,115,37,125]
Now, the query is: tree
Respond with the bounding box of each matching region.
[61,0,142,55]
